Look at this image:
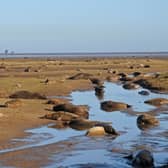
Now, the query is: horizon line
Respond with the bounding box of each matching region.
[1,51,168,55]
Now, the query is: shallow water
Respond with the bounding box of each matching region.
[0,82,167,167]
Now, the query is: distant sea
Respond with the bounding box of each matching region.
[0,52,168,58]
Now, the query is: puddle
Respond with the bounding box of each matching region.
[0,126,84,155]
[0,82,167,167]
[71,82,168,113]
[54,149,130,168]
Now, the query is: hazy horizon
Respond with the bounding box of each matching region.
[0,50,168,55]
[0,0,168,53]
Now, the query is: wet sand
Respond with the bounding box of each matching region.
[0,57,168,167]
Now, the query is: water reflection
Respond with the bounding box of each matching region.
[94,85,104,100]
[68,82,168,166]
[0,82,168,167]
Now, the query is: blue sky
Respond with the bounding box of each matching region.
[0,0,168,53]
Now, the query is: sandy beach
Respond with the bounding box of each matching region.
[0,56,168,167]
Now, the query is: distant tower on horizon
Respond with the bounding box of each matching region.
[4,49,9,55]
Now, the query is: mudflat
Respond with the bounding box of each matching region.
[0,56,168,167]
[0,56,168,142]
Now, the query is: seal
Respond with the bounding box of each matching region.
[137,114,159,130]
[125,150,154,168]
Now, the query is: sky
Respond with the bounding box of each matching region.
[0,0,168,53]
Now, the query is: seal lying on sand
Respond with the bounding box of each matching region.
[90,78,104,86]
[53,103,89,119]
[42,111,80,123]
[144,98,168,107]
[4,99,23,108]
[46,98,68,105]
[9,90,46,99]
[68,73,93,80]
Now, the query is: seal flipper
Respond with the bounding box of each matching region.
[124,154,133,160]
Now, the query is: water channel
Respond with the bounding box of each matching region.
[0,82,168,167]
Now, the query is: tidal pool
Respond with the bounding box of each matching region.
[0,82,167,167]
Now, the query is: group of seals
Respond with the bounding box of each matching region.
[69,119,118,136]
[42,73,167,166]
[43,98,119,137]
